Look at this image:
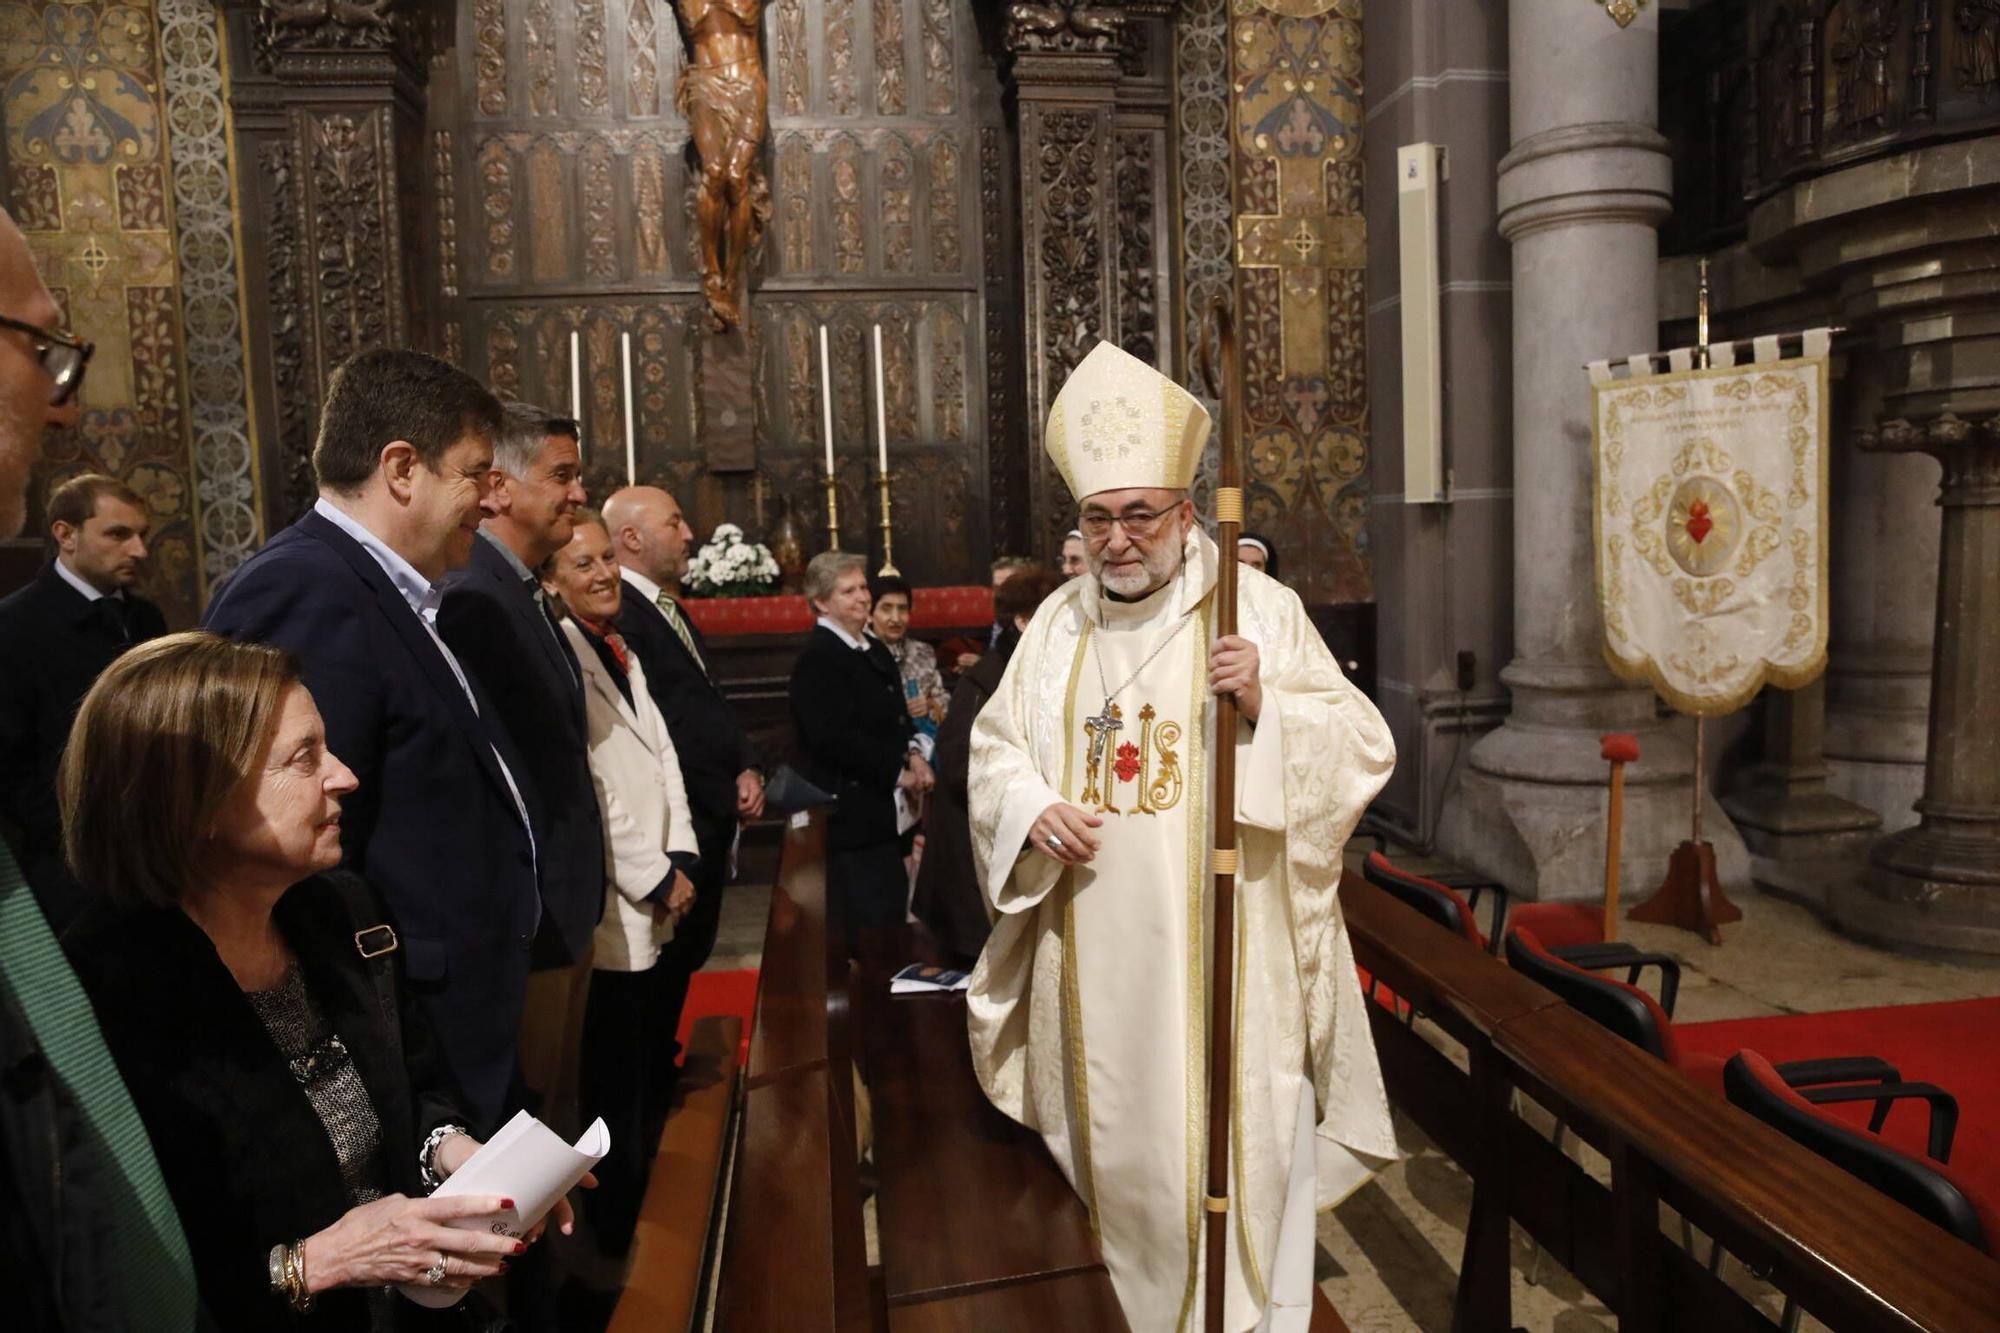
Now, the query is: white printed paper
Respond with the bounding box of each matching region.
[398,1111,609,1308]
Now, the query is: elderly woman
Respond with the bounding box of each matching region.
[790,551,932,951]
[59,633,568,1330]
[541,513,698,1258]
[868,573,948,738]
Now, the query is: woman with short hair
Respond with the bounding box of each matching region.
[60,632,570,1330]
[790,552,932,952]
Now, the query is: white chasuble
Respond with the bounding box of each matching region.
[966,529,1400,1332]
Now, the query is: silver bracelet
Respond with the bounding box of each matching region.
[418,1122,469,1192]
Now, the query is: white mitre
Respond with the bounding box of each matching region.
[1045,340,1212,500]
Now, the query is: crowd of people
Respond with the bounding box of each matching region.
[0,200,1222,1331]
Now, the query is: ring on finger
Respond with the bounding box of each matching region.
[423,1255,448,1286]
[1047,833,1064,851]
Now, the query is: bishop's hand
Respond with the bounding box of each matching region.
[1029,802,1103,865]
[1208,635,1262,722]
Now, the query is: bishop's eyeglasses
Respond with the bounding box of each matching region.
[1079,508,1175,540]
[0,314,94,407]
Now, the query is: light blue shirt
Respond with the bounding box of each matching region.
[313,498,538,873]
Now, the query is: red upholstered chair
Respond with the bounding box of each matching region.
[1360,851,1630,959]
[1725,1050,1992,1324]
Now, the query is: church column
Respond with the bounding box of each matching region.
[1744,137,2000,956]
[1004,4,1128,557]
[1436,1,1751,899]
[224,0,434,525]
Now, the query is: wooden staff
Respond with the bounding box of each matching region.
[1198,297,1244,1333]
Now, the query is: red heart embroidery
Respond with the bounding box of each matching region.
[1686,499,1713,544]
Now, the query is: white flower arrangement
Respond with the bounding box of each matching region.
[681,522,782,599]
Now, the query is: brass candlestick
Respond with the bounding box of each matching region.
[822,473,841,552]
[875,470,900,577]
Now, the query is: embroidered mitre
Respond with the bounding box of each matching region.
[1045,340,1212,500]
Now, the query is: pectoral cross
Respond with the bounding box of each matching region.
[1080,700,1123,810]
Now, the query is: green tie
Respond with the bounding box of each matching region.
[656,591,708,678]
[0,843,198,1327]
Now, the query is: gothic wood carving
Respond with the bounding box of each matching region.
[675,0,772,330]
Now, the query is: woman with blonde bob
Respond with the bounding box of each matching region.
[59,632,580,1330]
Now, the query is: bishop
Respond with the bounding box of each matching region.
[966,341,1400,1331]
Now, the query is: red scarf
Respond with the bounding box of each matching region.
[572,613,631,674]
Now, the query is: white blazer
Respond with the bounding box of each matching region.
[561,617,700,972]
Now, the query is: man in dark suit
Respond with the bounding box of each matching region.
[600,485,762,1099]
[0,472,165,930]
[203,348,541,1135]
[789,551,932,953]
[438,402,601,1138]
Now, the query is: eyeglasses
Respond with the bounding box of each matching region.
[0,313,94,407]
[1079,508,1174,540]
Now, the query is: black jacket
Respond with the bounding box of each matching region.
[438,534,605,967]
[911,635,1015,964]
[0,563,166,932]
[202,510,540,1130]
[614,574,759,838]
[788,626,915,851]
[64,873,472,1331]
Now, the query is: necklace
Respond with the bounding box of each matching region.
[1084,609,1196,766]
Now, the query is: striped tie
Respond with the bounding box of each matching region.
[656,591,708,678]
[0,843,199,1327]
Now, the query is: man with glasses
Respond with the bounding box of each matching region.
[964,340,1398,1332]
[0,204,202,1330]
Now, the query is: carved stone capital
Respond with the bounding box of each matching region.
[1863,412,2000,504]
[1004,1,1128,56]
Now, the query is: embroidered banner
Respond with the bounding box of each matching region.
[1590,332,1831,716]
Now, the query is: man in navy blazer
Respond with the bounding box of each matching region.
[202,348,540,1133]
[601,485,762,1103]
[438,402,602,1137]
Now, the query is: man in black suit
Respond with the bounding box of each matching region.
[600,484,762,1098]
[438,402,601,1138]
[0,473,165,930]
[203,348,541,1134]
[789,551,932,952]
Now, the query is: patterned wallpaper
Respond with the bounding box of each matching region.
[0,0,254,625]
[1223,0,1371,605]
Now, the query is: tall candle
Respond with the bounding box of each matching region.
[620,331,636,487]
[871,323,888,475]
[818,324,835,477]
[569,331,583,459]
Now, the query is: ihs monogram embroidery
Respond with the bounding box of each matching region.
[1082,701,1183,815]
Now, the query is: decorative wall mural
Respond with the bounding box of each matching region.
[1228,0,1371,605]
[3,0,210,624]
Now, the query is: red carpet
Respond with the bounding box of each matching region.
[677,968,759,1066]
[1678,997,2000,1214]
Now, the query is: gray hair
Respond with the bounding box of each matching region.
[803,550,866,609]
[494,400,579,478]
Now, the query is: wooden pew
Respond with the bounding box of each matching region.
[856,930,1125,1330]
[1344,875,2000,1331]
[714,812,875,1331]
[607,1014,742,1333]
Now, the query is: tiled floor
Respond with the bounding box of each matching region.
[699,840,1995,1331]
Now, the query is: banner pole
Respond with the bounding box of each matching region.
[1690,257,1712,845]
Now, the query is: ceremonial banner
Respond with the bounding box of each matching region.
[1590,331,1830,716]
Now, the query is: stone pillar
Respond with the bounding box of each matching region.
[1720,679,1881,909]
[1436,0,1750,900]
[1821,354,1937,834]
[225,0,433,525]
[1744,138,2000,956]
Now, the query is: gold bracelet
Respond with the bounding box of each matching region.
[284,1238,315,1313]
